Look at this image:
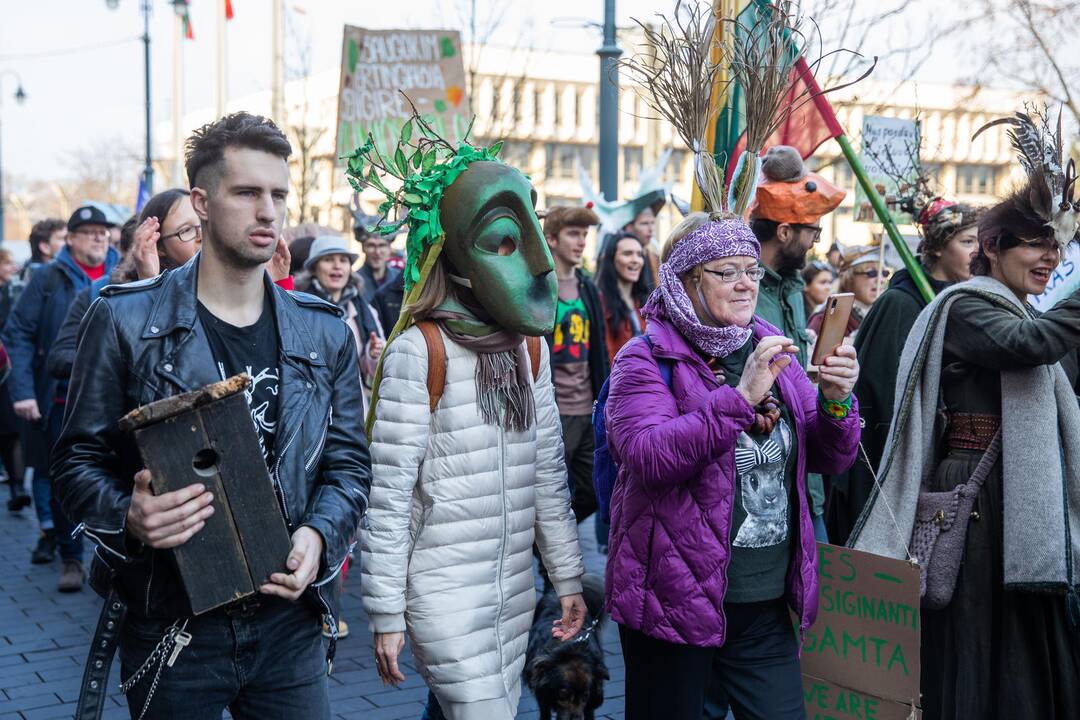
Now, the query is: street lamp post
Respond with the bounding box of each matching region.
[107,0,154,198]
[0,71,27,243]
[597,0,621,203]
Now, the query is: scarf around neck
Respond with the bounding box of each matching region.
[851,275,1080,598]
[428,295,535,432]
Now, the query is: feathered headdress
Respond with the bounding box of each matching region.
[972,105,1079,250]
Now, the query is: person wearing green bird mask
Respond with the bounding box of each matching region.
[360,150,587,720]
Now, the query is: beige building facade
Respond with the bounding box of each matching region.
[157,42,1031,260]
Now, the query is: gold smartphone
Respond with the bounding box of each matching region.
[811,293,855,366]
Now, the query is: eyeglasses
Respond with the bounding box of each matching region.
[73,227,110,238]
[852,267,892,279]
[702,266,766,283]
[793,224,823,241]
[161,225,202,244]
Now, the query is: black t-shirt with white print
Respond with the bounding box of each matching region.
[196,297,280,469]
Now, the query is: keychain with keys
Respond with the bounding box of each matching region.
[166,630,192,667]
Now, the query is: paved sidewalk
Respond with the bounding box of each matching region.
[0,504,624,719]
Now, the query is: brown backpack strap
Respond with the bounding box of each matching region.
[526,336,541,382]
[416,321,446,412]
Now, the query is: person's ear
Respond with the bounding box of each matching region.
[545,233,558,252]
[190,187,210,223]
[776,223,793,246]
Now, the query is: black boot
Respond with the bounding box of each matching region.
[5,474,30,512]
[31,530,57,564]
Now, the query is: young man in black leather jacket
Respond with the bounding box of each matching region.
[52,112,371,720]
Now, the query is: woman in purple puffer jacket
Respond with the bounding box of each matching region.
[604,212,861,719]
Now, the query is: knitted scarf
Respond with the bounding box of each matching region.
[429,296,535,432]
[850,275,1080,601]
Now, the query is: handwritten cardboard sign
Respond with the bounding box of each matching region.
[853,116,920,225]
[335,27,471,163]
[803,676,921,720]
[800,543,921,717]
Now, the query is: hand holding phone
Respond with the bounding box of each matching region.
[811,293,855,366]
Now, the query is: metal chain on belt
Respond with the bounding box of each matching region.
[118,619,190,720]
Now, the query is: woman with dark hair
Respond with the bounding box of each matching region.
[801,260,833,324]
[826,201,981,543]
[597,231,650,364]
[851,125,1080,717]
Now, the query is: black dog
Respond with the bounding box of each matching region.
[525,574,609,720]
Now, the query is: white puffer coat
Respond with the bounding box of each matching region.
[361,324,585,709]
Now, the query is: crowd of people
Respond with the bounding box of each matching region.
[0,99,1075,720]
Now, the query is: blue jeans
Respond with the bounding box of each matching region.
[812,512,829,543]
[31,468,53,529]
[45,408,82,561]
[118,596,329,720]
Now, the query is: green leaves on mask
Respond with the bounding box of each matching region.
[341,125,506,293]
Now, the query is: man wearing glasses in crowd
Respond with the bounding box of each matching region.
[747,146,846,368]
[2,204,121,593]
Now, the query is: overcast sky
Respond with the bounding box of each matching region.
[0,0,968,185]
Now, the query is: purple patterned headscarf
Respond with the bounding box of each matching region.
[642,218,761,358]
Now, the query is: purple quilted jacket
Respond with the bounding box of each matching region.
[604,316,860,647]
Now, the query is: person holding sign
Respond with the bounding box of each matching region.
[603,211,861,719]
[851,107,1080,719]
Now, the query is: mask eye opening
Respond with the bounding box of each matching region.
[498,236,517,256]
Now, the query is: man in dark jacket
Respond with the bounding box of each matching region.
[372,270,404,335]
[354,220,402,306]
[3,204,120,590]
[52,112,370,720]
[542,206,609,524]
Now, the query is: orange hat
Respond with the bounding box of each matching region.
[749,146,845,224]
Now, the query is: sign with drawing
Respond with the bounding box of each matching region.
[336,27,471,163]
[800,544,922,719]
[854,116,920,226]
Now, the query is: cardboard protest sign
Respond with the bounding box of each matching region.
[1030,243,1080,312]
[803,676,921,720]
[853,116,920,225]
[336,27,471,163]
[800,543,921,718]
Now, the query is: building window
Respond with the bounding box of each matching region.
[500,141,532,172]
[669,149,689,183]
[623,146,644,184]
[545,143,593,179]
[491,83,501,125]
[534,86,543,126]
[574,89,583,129]
[923,162,943,191]
[553,90,562,129]
[835,161,855,191]
[512,80,523,123]
[956,164,997,195]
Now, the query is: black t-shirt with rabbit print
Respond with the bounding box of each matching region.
[711,337,799,604]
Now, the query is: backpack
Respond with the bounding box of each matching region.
[415,321,541,410]
[592,335,673,524]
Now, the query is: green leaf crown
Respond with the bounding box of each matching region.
[341,112,504,292]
